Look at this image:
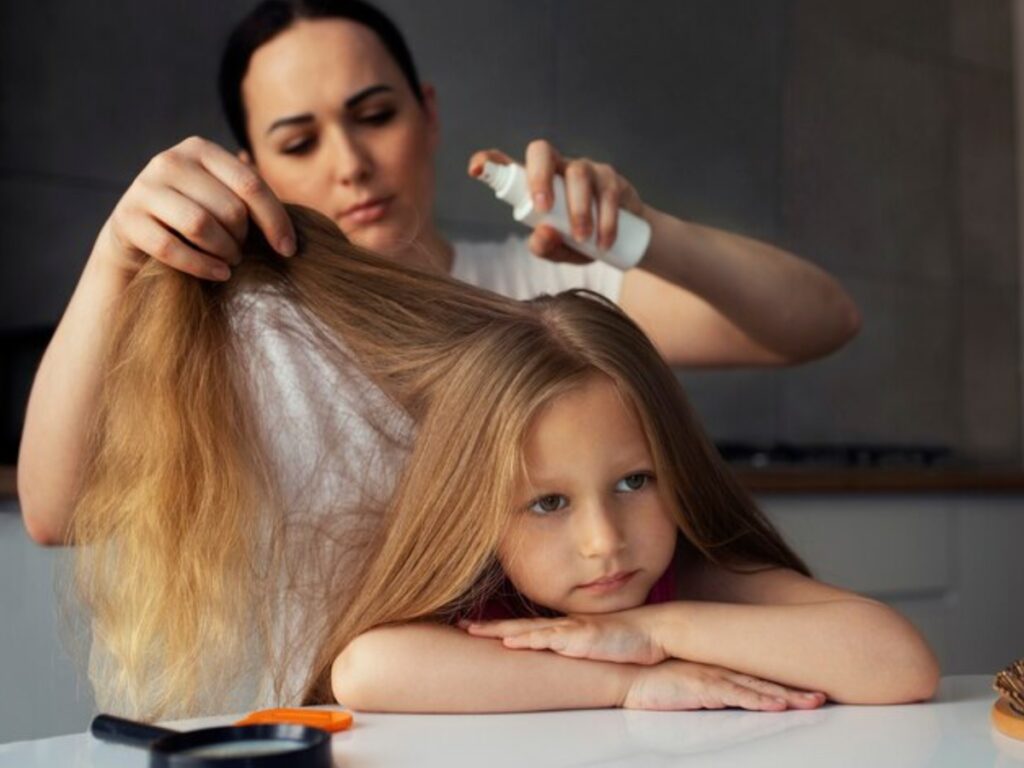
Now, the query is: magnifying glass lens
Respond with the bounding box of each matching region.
[178,738,309,759]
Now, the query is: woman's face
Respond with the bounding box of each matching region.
[242,18,439,257]
[498,375,678,615]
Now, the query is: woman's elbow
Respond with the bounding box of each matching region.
[16,463,74,546]
[815,294,862,360]
[19,497,68,547]
[781,295,862,365]
[839,297,862,345]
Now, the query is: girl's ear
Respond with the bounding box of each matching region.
[238,149,254,166]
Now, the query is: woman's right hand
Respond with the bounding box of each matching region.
[623,660,827,712]
[94,136,297,283]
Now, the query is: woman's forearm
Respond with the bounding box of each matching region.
[639,206,861,362]
[333,623,633,713]
[18,230,131,545]
[648,599,939,705]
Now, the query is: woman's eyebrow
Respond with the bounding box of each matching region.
[343,83,393,109]
[265,84,396,135]
[266,114,314,135]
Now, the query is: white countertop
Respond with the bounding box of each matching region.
[2,676,1022,767]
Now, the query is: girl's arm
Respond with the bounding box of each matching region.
[660,560,940,704]
[468,144,861,368]
[647,597,939,705]
[331,622,823,713]
[333,622,627,712]
[465,564,939,706]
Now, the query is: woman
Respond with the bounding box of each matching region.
[20,0,859,547]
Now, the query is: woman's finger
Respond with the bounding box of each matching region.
[140,183,242,266]
[562,160,596,242]
[527,226,592,264]
[467,148,516,178]
[167,164,252,247]
[524,140,563,213]
[593,165,621,250]
[188,137,296,256]
[130,214,232,282]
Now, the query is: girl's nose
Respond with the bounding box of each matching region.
[327,126,372,185]
[574,500,626,558]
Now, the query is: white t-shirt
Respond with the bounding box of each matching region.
[239,237,625,706]
[230,286,413,709]
[451,235,624,302]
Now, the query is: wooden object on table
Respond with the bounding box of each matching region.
[0,465,16,499]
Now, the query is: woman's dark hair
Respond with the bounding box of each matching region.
[219,0,425,152]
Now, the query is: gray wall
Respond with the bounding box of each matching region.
[1,0,1020,746]
[762,0,1020,465]
[1,0,1019,463]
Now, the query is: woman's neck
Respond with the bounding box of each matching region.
[391,226,454,275]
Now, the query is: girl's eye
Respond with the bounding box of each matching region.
[528,494,568,515]
[615,473,651,492]
[281,138,314,155]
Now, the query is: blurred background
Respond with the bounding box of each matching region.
[1,0,1022,743]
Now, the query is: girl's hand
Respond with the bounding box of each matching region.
[468,141,646,264]
[460,609,666,666]
[623,660,828,712]
[95,136,296,283]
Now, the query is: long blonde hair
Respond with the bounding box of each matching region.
[71,205,807,717]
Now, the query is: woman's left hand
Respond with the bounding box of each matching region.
[459,607,666,666]
[468,141,646,264]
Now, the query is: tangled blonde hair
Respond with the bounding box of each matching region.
[70,205,807,718]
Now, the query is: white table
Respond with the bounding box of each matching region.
[2,676,1022,767]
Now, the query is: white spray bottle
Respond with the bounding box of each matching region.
[476,161,651,270]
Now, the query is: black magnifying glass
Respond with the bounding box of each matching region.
[91,713,334,767]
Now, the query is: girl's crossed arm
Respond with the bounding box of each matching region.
[331,621,826,713]
[465,563,940,706]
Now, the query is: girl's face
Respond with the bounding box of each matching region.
[498,375,678,615]
[241,19,439,257]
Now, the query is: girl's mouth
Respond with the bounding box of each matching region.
[578,570,638,593]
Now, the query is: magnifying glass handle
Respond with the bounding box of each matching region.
[91,714,178,748]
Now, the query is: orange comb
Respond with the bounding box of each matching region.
[235,708,353,733]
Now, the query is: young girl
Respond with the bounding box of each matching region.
[71,205,931,720]
[311,276,939,713]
